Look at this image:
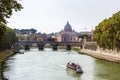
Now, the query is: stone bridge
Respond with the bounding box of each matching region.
[16,41,83,50]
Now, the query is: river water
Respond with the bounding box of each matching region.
[3,48,120,80]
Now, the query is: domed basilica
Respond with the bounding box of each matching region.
[64,21,72,32]
[54,22,79,42]
[59,21,77,34]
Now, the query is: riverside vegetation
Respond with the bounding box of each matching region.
[72,47,85,54]
[0,0,23,79]
[80,11,120,63]
[94,11,120,52]
[0,49,15,80]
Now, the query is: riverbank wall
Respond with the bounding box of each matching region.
[0,49,16,80]
[80,49,120,63]
[80,41,120,63]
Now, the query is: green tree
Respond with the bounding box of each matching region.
[78,34,89,38]
[0,0,23,51]
[93,11,120,51]
[0,0,23,23]
[0,23,15,50]
[0,23,6,42]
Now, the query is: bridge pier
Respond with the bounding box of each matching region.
[25,45,30,50]
[38,44,44,50]
[66,45,71,50]
[53,45,58,50]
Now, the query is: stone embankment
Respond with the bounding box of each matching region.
[80,49,120,63]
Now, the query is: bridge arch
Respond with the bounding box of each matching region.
[17,41,83,50]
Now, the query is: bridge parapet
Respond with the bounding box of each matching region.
[17,41,83,50]
[17,41,82,46]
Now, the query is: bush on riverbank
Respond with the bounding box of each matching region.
[0,49,15,80]
[57,46,66,49]
[45,46,67,49]
[72,47,84,54]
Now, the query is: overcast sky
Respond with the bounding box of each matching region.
[7,0,120,33]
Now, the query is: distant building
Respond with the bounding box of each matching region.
[15,29,50,42]
[36,33,49,41]
[54,21,79,42]
[14,24,94,42]
[14,28,37,35]
[78,30,94,41]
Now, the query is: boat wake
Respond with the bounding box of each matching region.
[57,65,66,69]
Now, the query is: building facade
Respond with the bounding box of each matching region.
[54,22,79,42]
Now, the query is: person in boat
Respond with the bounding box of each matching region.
[67,61,72,67]
[67,62,76,70]
[67,62,83,73]
[71,63,77,70]
[67,62,70,67]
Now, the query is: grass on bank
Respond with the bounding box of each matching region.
[46,46,85,54]
[45,46,67,49]
[0,50,14,65]
[0,49,15,80]
[72,47,84,54]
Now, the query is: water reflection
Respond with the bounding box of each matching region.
[66,69,81,79]
[94,59,120,80]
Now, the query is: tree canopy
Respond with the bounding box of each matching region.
[0,23,15,51]
[93,11,120,51]
[0,0,23,51]
[78,34,89,38]
[0,0,23,23]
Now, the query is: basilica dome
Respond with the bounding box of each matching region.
[64,21,72,32]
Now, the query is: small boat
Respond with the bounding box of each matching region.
[19,49,24,54]
[66,62,83,74]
